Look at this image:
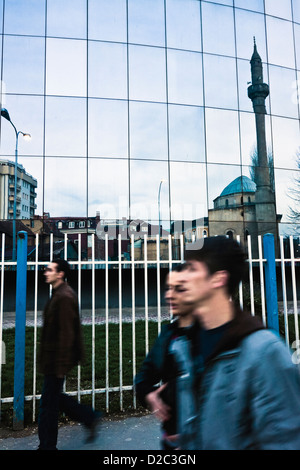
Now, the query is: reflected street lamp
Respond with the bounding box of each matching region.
[158,179,166,260]
[1,108,31,261]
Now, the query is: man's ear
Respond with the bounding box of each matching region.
[211,270,229,289]
[58,270,65,280]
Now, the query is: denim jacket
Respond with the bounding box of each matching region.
[194,327,300,450]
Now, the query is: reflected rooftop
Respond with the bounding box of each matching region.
[220,176,257,197]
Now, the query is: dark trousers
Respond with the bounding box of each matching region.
[38,375,96,450]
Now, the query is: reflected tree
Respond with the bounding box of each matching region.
[287,149,300,224]
[249,145,275,192]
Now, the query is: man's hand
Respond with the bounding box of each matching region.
[145,383,171,422]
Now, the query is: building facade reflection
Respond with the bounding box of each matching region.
[0,0,299,260]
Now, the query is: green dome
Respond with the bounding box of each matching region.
[220,176,256,197]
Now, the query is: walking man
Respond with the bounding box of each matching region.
[183,236,300,450]
[135,265,199,449]
[38,259,102,450]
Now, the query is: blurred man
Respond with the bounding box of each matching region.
[184,236,300,450]
[38,259,102,450]
[135,265,199,450]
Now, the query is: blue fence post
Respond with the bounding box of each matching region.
[13,231,28,430]
[263,233,279,335]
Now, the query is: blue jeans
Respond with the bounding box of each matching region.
[38,375,96,450]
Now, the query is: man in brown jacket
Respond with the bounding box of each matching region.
[38,259,102,450]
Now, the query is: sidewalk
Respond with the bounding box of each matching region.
[0,413,161,451]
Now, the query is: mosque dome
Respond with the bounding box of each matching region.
[220,176,256,197]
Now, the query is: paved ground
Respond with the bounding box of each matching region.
[0,413,161,451]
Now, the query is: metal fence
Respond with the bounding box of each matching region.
[0,231,299,427]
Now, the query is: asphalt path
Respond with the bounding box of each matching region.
[0,413,161,451]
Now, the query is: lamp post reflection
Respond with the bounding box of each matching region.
[158,179,166,260]
[1,108,31,261]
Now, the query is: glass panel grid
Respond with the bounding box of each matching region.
[0,0,298,239]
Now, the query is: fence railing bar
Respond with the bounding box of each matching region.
[32,233,39,421]
[168,234,172,272]
[64,233,67,261]
[144,235,149,356]
[131,235,136,409]
[77,234,82,403]
[54,256,300,266]
[30,255,270,268]
[290,235,299,347]
[236,235,243,310]
[118,234,123,411]
[1,384,135,404]
[280,236,289,345]
[276,259,300,263]
[156,234,161,336]
[168,234,174,321]
[0,233,5,420]
[91,234,96,409]
[1,233,300,422]
[105,234,109,412]
[258,235,266,326]
[50,232,53,262]
[62,233,69,398]
[180,234,184,262]
[247,235,255,316]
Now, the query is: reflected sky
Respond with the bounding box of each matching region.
[129,45,166,102]
[89,42,127,100]
[3,36,45,95]
[46,38,87,97]
[166,0,202,51]
[266,16,295,69]
[0,0,299,236]
[201,2,235,56]
[45,97,87,157]
[265,0,292,20]
[168,105,205,162]
[129,0,165,47]
[88,158,129,219]
[47,0,87,39]
[235,9,266,62]
[3,0,45,36]
[88,0,127,43]
[88,99,128,158]
[203,55,238,109]
[168,49,203,106]
[129,101,168,159]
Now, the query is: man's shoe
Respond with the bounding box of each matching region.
[85,412,103,443]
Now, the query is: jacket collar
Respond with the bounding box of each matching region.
[206,306,265,362]
[52,281,67,295]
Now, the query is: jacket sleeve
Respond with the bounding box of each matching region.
[134,327,170,408]
[250,337,300,450]
[55,295,77,377]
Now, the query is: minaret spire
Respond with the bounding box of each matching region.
[247,40,279,243]
[247,41,270,187]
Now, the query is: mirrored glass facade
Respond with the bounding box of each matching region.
[0,0,299,259]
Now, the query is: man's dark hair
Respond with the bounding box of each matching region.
[172,263,187,272]
[185,236,247,297]
[53,259,71,281]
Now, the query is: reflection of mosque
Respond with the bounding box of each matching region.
[207,41,281,257]
[208,175,282,255]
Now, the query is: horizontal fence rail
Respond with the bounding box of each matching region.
[0,232,299,425]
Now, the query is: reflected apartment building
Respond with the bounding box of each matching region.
[0,159,37,220]
[0,0,299,260]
